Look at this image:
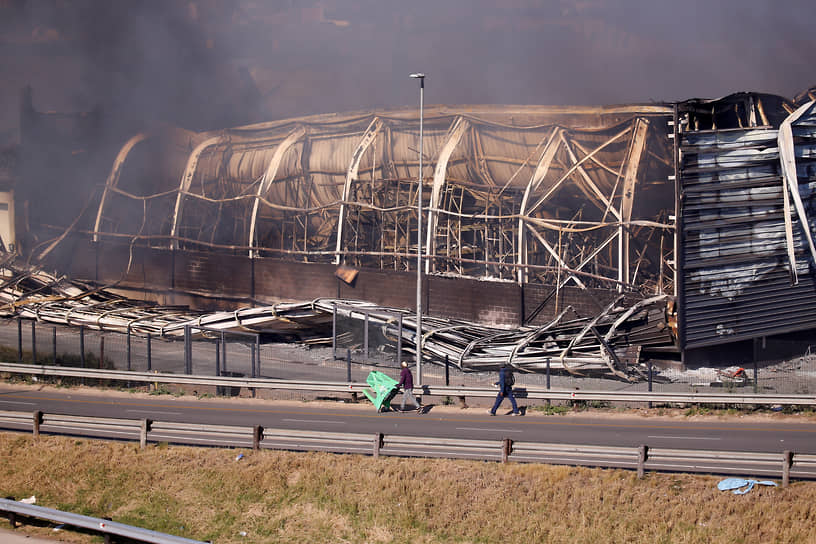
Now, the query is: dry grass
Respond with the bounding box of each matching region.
[1,433,815,543]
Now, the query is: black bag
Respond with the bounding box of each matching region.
[504,368,515,387]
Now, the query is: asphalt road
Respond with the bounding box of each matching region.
[1,385,814,454]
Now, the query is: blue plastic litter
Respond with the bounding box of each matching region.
[717,477,777,494]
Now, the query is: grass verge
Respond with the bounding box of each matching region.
[1,433,815,543]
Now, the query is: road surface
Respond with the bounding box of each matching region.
[1,384,814,453]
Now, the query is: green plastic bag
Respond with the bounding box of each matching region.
[363,371,399,412]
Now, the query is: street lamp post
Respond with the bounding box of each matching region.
[410,72,425,385]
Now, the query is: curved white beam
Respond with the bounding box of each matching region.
[616,118,651,287]
[334,118,383,264]
[779,99,816,279]
[619,118,651,224]
[248,126,306,257]
[516,128,562,282]
[424,116,469,273]
[93,133,148,242]
[525,125,632,218]
[169,135,224,249]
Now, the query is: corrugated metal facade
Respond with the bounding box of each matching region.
[679,98,816,349]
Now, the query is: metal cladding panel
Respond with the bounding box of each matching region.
[679,120,816,349]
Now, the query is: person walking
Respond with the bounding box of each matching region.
[396,361,422,412]
[488,363,520,416]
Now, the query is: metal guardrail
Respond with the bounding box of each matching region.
[0,498,205,544]
[0,409,814,484]
[1,362,815,405]
[150,421,256,448]
[262,428,374,455]
[40,413,143,439]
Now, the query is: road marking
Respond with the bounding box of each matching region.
[457,427,524,433]
[125,410,183,416]
[8,393,816,436]
[0,401,35,406]
[647,435,721,441]
[283,418,346,425]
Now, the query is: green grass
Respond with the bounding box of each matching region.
[530,403,570,415]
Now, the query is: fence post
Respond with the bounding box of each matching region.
[346,349,352,382]
[364,310,369,360]
[146,333,152,372]
[79,326,85,368]
[501,438,512,463]
[753,359,759,394]
[250,342,256,379]
[782,450,792,488]
[637,445,648,478]
[215,339,221,376]
[17,317,22,363]
[373,432,383,459]
[546,358,551,406]
[546,358,551,389]
[126,327,131,372]
[140,419,150,449]
[33,410,42,438]
[221,331,227,374]
[397,313,403,368]
[255,335,261,378]
[52,327,57,365]
[31,320,36,365]
[184,325,192,374]
[215,339,222,396]
[445,354,450,386]
[250,342,257,399]
[332,303,337,360]
[648,361,653,409]
[253,425,262,451]
[79,326,85,385]
[99,336,105,370]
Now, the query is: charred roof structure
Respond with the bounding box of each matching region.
[88,104,675,291]
[11,85,816,369]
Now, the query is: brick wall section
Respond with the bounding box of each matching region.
[46,239,634,328]
[254,259,337,301]
[173,251,251,298]
[339,267,416,310]
[427,276,521,325]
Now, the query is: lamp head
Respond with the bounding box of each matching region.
[409,73,425,79]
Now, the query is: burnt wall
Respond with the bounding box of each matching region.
[47,238,630,326]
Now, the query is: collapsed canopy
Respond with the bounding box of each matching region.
[92,104,675,293]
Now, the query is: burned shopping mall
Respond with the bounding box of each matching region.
[3,83,816,377]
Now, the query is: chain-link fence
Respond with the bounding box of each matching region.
[0,318,264,392]
[2,314,816,402]
[328,304,816,400]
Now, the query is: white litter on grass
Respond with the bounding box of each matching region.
[20,496,35,504]
[717,477,777,494]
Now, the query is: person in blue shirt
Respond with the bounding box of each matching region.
[488,363,520,416]
[397,361,422,412]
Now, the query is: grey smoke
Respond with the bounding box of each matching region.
[2,0,814,137]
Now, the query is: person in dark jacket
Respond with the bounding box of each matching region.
[396,361,422,412]
[488,364,520,416]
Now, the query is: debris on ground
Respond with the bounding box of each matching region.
[717,478,777,494]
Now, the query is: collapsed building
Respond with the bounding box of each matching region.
[5,85,816,376]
